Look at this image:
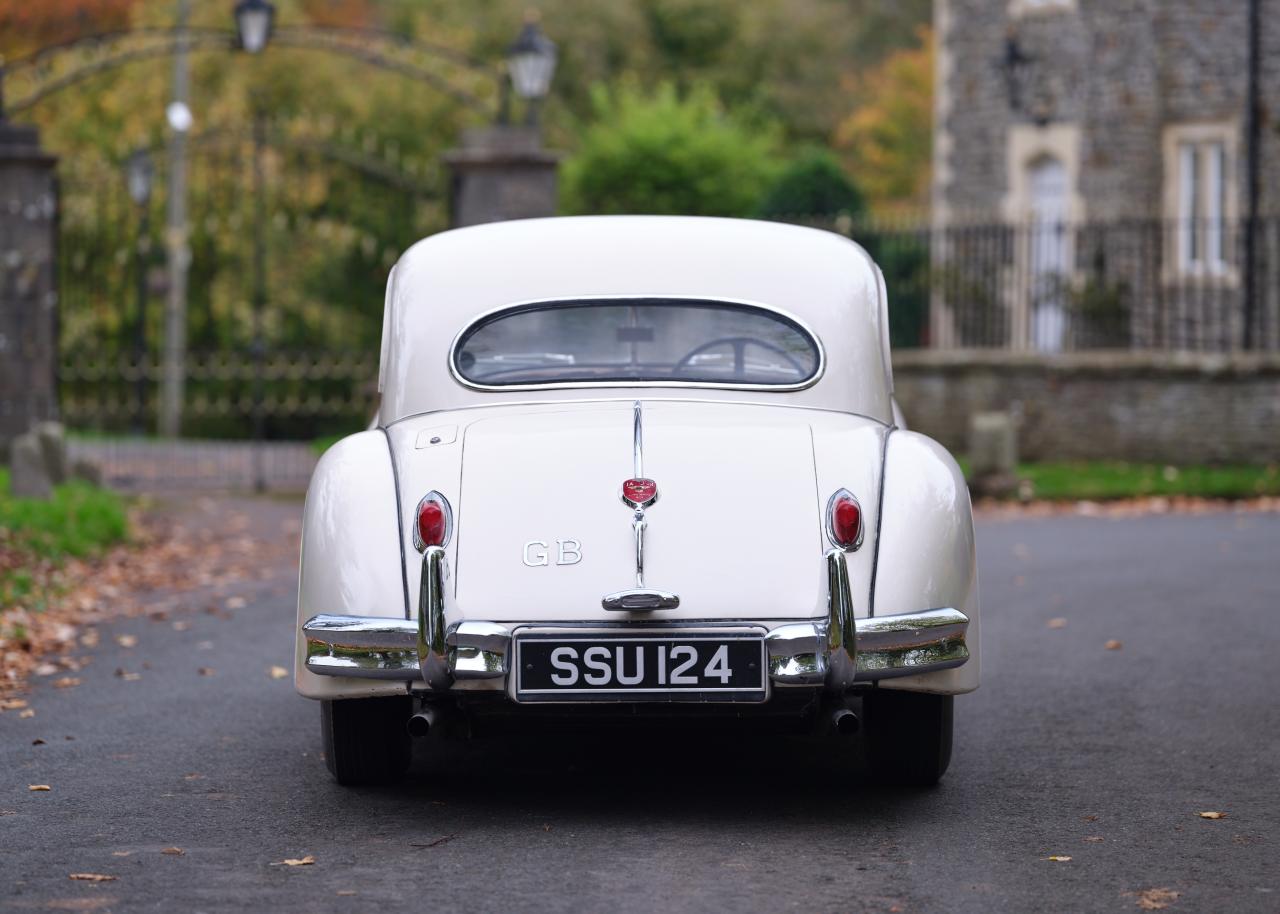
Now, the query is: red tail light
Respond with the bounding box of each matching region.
[826,489,863,551]
[413,491,453,551]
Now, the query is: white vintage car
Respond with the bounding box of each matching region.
[295,216,978,786]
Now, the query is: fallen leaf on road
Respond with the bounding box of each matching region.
[197,667,215,677]
[269,666,289,680]
[1197,811,1227,819]
[53,677,81,689]
[161,847,184,856]
[1045,855,1072,862]
[1083,836,1104,843]
[115,670,142,681]
[32,738,45,745]
[19,709,34,718]
[0,699,28,711]
[68,873,118,882]
[273,855,316,867]
[172,621,190,632]
[542,825,552,832]
[337,890,357,896]
[225,597,246,610]
[1083,814,1098,822]
[112,851,132,857]
[80,630,100,647]
[183,773,204,781]
[28,785,51,791]
[1131,887,1180,910]
[34,663,59,676]
[1047,617,1068,629]
[1104,640,1123,650]
[115,635,138,648]
[410,835,457,848]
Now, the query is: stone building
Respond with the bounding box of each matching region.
[930,0,1280,352]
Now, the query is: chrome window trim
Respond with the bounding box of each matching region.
[447,294,827,393]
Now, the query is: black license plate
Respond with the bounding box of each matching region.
[514,631,767,702]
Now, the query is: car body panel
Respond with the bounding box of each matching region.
[873,430,980,694]
[387,400,885,625]
[294,430,408,700]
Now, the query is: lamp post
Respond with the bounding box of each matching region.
[505,15,557,126]
[125,149,153,435]
[234,0,276,55]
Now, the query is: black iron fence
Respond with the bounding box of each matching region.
[7,211,1280,493]
[803,215,1280,353]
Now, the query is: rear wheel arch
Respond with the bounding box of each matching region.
[872,429,980,695]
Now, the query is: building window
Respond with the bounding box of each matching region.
[1163,123,1237,280]
[1176,141,1226,273]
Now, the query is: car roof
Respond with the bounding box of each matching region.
[379,216,892,424]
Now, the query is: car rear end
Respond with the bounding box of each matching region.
[294,217,978,786]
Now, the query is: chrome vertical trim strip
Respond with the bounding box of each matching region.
[417,545,451,690]
[633,516,647,588]
[602,398,680,611]
[631,399,647,589]
[825,548,857,689]
[632,399,643,477]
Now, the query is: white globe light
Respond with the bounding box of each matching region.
[166,101,194,133]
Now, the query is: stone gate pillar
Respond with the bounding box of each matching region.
[442,125,560,228]
[0,121,59,460]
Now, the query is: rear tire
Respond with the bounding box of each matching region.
[862,690,953,786]
[321,696,412,786]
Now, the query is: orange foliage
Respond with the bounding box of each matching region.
[0,0,139,58]
[301,0,375,29]
[833,26,934,213]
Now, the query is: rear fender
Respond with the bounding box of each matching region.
[294,430,409,700]
[872,430,980,694]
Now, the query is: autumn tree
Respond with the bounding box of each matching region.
[834,26,933,214]
[0,0,139,57]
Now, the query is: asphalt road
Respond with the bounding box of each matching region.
[3,504,1278,913]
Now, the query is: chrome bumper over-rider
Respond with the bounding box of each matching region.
[302,549,970,692]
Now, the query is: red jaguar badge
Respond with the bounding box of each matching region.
[621,477,658,509]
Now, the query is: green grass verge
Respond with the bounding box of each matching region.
[0,468,129,561]
[310,433,347,456]
[963,460,1280,501]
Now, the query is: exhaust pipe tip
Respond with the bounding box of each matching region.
[407,707,436,739]
[832,708,860,736]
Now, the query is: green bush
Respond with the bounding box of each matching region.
[756,150,865,220]
[561,81,782,217]
[0,469,128,561]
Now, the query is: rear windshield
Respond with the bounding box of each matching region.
[452,299,821,388]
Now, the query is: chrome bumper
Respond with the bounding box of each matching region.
[301,548,969,692]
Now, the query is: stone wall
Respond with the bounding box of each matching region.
[937,0,1280,222]
[892,351,1280,464]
